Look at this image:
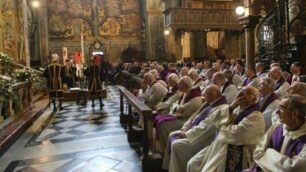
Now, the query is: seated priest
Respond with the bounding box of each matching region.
[212,71,238,103]
[258,77,280,129]
[187,86,265,172]
[136,72,168,127]
[201,68,216,89]
[271,81,306,125]
[179,67,190,77]
[246,95,306,172]
[287,81,306,98]
[287,62,302,85]
[162,85,227,172]
[138,72,168,109]
[149,69,167,88]
[256,62,267,78]
[188,69,204,90]
[269,66,290,99]
[241,66,261,89]
[155,73,183,114]
[153,76,202,152]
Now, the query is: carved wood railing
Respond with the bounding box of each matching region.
[119,86,152,161]
[0,81,32,123]
[164,8,243,30]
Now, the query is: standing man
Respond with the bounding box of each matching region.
[43,53,64,113]
[63,59,76,89]
[84,56,105,108]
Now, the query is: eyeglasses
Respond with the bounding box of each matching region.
[276,106,286,114]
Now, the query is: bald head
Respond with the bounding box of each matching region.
[270,67,283,80]
[288,82,306,97]
[240,86,260,104]
[188,69,199,81]
[180,67,190,77]
[203,85,222,103]
[178,76,193,92]
[167,73,180,87]
[143,73,155,85]
[212,72,226,87]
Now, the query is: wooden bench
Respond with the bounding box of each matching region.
[119,86,163,171]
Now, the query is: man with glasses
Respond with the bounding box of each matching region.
[258,77,280,129]
[187,86,265,172]
[287,81,306,97]
[162,85,227,172]
[248,95,306,172]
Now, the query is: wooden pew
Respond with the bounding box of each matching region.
[117,71,144,125]
[119,87,163,172]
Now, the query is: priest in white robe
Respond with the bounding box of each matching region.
[270,67,290,99]
[141,72,168,109]
[162,85,227,172]
[187,86,265,172]
[188,69,204,89]
[241,66,261,89]
[212,72,238,103]
[156,73,183,114]
[153,76,202,152]
[247,95,306,172]
[258,77,280,129]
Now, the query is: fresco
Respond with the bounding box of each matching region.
[48,0,142,38]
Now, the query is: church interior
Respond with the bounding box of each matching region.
[0,0,306,171]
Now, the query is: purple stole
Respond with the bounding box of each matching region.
[191,96,227,127]
[178,88,202,104]
[153,88,201,140]
[287,74,293,84]
[159,70,169,81]
[167,96,227,153]
[222,81,233,93]
[260,93,279,112]
[243,75,257,87]
[225,104,260,172]
[162,84,179,102]
[247,124,306,172]
[274,77,285,91]
[270,124,306,157]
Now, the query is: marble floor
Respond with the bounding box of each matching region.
[0,85,142,172]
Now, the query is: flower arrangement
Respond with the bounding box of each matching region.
[0,79,15,99]
[0,52,13,64]
[13,68,41,82]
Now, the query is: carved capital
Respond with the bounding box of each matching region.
[238,15,261,29]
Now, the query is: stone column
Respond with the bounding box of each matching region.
[238,15,260,67]
[193,31,207,60]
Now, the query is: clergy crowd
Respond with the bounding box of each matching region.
[123,59,306,172]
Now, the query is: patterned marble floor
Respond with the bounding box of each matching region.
[0,85,142,172]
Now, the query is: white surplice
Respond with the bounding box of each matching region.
[253,122,306,172]
[163,104,227,172]
[187,105,265,172]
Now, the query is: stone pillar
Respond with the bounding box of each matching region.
[238,15,260,67]
[145,0,164,60]
[193,31,207,60]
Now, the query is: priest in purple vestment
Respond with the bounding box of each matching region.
[246,95,306,172]
[162,85,227,171]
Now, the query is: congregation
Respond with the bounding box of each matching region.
[119,58,306,172]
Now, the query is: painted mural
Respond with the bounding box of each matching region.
[48,0,142,38]
[0,0,26,61]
